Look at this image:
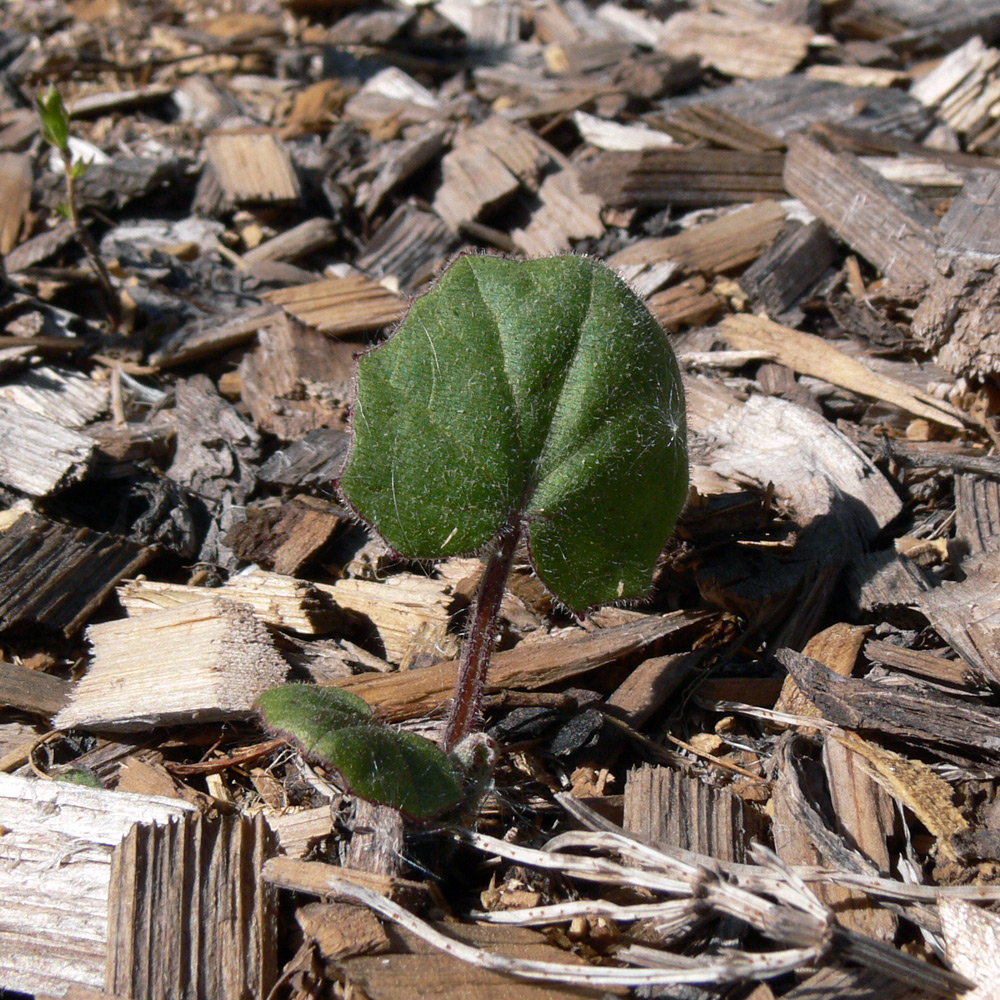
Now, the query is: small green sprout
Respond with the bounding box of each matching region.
[36,84,118,329]
[339,253,689,750]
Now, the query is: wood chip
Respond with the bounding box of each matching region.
[584,147,786,208]
[55,598,289,731]
[624,763,765,863]
[204,132,302,204]
[783,134,938,288]
[0,772,193,997]
[106,812,277,998]
[334,609,712,720]
[0,658,70,716]
[119,570,344,635]
[263,273,406,335]
[718,314,966,428]
[657,12,813,80]
[238,316,354,439]
[0,152,31,255]
[0,398,96,496]
[0,510,154,637]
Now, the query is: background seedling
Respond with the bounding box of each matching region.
[37,85,120,330]
[339,253,688,750]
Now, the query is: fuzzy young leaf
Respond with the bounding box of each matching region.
[317,725,465,821]
[254,684,467,821]
[339,254,688,610]
[38,86,71,153]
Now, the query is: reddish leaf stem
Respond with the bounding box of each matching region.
[443,523,521,751]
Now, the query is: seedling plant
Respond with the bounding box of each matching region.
[256,253,688,821]
[37,85,120,329]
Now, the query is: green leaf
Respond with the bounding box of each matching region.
[316,726,465,821]
[254,684,467,821]
[339,254,688,610]
[37,85,71,153]
[255,683,373,752]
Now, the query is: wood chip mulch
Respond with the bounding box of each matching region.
[4,1,1000,998]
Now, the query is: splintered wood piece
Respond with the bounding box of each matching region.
[334,609,712,720]
[955,474,1000,555]
[266,805,335,859]
[863,639,974,688]
[775,622,869,724]
[355,203,459,288]
[938,169,1000,254]
[776,647,1000,761]
[433,142,517,231]
[55,598,289,731]
[0,510,154,637]
[355,126,450,216]
[656,12,813,79]
[0,772,193,997]
[106,812,278,999]
[783,135,938,288]
[605,651,698,727]
[940,899,1000,1000]
[911,255,1000,378]
[844,548,933,617]
[263,273,406,335]
[238,317,355,439]
[695,398,900,647]
[315,574,457,664]
[225,498,345,576]
[263,856,433,909]
[609,200,787,280]
[738,219,838,324]
[718,314,965,428]
[658,104,785,152]
[337,922,607,1000]
[204,133,302,204]
[242,217,338,266]
[623,764,765,864]
[166,374,260,506]
[0,153,31,255]
[0,658,70,716]
[150,304,283,369]
[771,733,892,941]
[0,365,109,429]
[582,147,786,208]
[821,736,898,940]
[297,901,390,962]
[0,398,95,496]
[258,426,351,489]
[915,555,1000,686]
[646,276,722,331]
[698,393,903,530]
[118,571,343,635]
[511,167,604,255]
[433,117,545,230]
[831,729,968,862]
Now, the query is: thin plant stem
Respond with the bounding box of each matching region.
[443,523,521,751]
[60,148,120,331]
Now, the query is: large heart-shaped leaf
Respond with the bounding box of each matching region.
[338,254,688,610]
[254,684,467,821]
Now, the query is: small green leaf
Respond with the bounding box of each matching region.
[317,726,465,821]
[56,202,72,219]
[37,85,71,153]
[339,254,688,610]
[255,683,373,753]
[70,157,91,179]
[254,684,467,821]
